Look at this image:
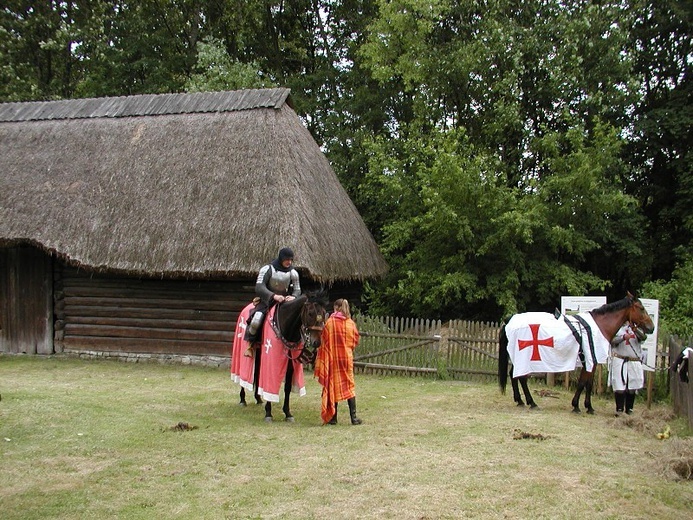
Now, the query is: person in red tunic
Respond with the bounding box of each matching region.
[314,298,362,425]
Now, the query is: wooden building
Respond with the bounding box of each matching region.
[0,89,387,359]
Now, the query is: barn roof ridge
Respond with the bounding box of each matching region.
[0,88,291,122]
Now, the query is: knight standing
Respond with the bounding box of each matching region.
[609,323,646,416]
[243,247,301,353]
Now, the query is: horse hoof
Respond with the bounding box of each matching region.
[516,402,525,407]
[264,416,273,423]
[255,398,263,405]
[587,409,595,415]
[239,401,247,407]
[285,416,295,423]
[572,408,581,414]
[529,403,539,410]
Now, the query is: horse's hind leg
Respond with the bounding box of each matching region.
[510,366,524,406]
[571,381,584,413]
[511,378,524,406]
[519,377,538,409]
[282,362,294,422]
[264,402,273,422]
[239,388,247,406]
[583,371,595,414]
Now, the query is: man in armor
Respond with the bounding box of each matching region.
[243,247,301,350]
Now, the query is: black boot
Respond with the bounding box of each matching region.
[614,392,625,416]
[625,393,636,415]
[347,397,362,425]
[327,403,338,425]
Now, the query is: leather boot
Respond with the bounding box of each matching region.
[347,397,362,425]
[625,393,636,415]
[327,403,338,425]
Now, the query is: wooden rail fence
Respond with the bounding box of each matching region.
[353,315,500,383]
[353,315,674,395]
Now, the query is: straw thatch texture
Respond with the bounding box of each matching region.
[0,89,387,282]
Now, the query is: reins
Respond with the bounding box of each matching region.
[269,300,326,362]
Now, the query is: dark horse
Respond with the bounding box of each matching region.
[233,291,328,422]
[498,293,655,414]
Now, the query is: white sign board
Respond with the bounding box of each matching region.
[561,296,607,316]
[639,298,660,372]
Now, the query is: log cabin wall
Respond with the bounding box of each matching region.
[0,246,53,354]
[54,265,254,357]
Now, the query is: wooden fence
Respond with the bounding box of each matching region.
[353,315,674,395]
[669,336,693,429]
[353,315,500,383]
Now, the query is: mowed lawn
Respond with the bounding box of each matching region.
[1,355,692,519]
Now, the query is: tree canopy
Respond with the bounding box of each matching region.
[1,0,691,330]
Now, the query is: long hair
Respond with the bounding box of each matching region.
[334,298,351,319]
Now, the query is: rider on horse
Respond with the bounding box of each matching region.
[243,247,301,355]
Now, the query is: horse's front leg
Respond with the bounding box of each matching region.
[253,351,263,404]
[264,401,273,422]
[283,362,294,422]
[239,388,247,406]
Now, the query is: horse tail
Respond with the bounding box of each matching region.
[498,323,509,395]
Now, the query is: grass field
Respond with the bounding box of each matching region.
[1,355,692,519]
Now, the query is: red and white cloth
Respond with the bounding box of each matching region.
[230,302,256,392]
[230,304,306,402]
[256,306,306,403]
[505,312,610,378]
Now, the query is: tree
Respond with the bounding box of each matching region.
[626,0,693,281]
[357,0,650,318]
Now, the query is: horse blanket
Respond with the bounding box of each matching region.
[231,303,307,403]
[505,312,610,378]
[230,302,256,392]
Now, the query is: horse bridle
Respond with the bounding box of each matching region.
[270,301,326,364]
[627,299,650,341]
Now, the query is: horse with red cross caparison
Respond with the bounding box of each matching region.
[498,293,655,414]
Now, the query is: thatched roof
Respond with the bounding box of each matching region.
[0,88,388,282]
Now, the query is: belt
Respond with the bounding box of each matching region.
[613,354,639,362]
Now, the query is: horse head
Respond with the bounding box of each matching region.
[275,290,328,364]
[625,292,655,337]
[296,290,329,364]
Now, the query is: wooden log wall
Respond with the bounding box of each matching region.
[54,265,254,357]
[0,246,53,354]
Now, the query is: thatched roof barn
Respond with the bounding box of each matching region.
[0,89,387,360]
[0,88,387,281]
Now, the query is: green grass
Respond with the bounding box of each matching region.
[1,355,692,519]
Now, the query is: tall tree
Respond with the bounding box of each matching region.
[357,0,648,318]
[626,0,693,281]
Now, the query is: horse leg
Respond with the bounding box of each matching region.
[264,401,273,422]
[583,371,595,414]
[510,366,524,406]
[282,362,294,422]
[511,378,524,406]
[519,377,538,409]
[571,371,585,413]
[253,350,262,404]
[239,388,247,406]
